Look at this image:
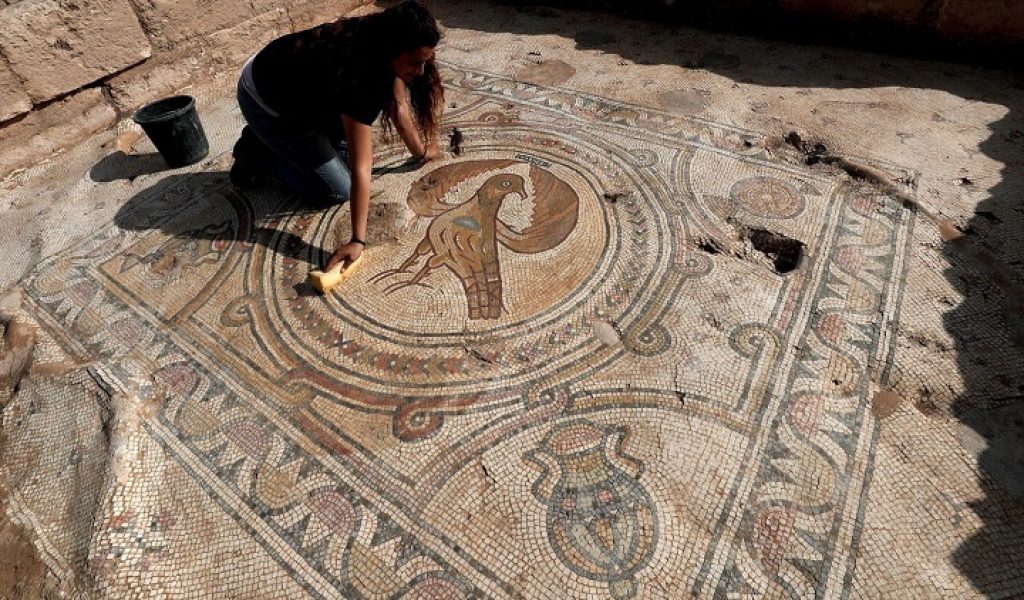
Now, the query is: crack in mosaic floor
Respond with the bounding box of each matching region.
[20,63,917,598]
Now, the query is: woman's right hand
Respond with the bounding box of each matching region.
[326,242,364,271]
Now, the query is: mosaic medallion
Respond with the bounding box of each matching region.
[730,176,804,219]
[21,63,916,598]
[251,102,695,442]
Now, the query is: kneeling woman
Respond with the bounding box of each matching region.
[231,0,443,270]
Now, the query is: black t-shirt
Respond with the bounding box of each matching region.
[251,20,393,134]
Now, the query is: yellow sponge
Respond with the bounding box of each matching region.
[309,254,363,294]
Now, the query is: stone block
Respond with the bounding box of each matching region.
[106,8,293,114]
[0,0,151,103]
[934,0,1024,42]
[777,0,926,24]
[205,7,293,68]
[863,0,928,25]
[0,60,31,122]
[105,44,203,113]
[776,0,868,22]
[287,0,367,31]
[126,0,258,51]
[0,87,116,177]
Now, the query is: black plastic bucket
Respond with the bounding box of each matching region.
[132,95,209,168]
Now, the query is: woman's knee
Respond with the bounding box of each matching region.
[326,180,352,205]
[315,159,352,203]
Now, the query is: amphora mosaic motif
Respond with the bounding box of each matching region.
[526,420,657,599]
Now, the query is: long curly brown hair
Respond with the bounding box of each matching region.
[350,1,444,143]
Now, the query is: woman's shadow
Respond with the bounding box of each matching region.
[102,151,426,299]
[106,162,332,298]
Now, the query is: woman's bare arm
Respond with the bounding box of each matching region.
[326,115,372,269]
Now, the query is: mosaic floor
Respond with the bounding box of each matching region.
[16,63,930,597]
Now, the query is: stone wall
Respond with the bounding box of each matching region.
[776,0,1024,44]
[2,0,1021,178]
[0,0,370,177]
[638,0,1024,46]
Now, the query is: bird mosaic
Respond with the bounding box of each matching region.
[371,159,580,320]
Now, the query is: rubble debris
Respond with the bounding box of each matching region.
[450,127,464,156]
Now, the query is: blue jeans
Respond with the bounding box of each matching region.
[236,80,351,205]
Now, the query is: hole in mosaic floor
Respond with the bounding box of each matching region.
[743,227,805,274]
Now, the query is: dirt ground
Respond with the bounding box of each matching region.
[0,501,51,599]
